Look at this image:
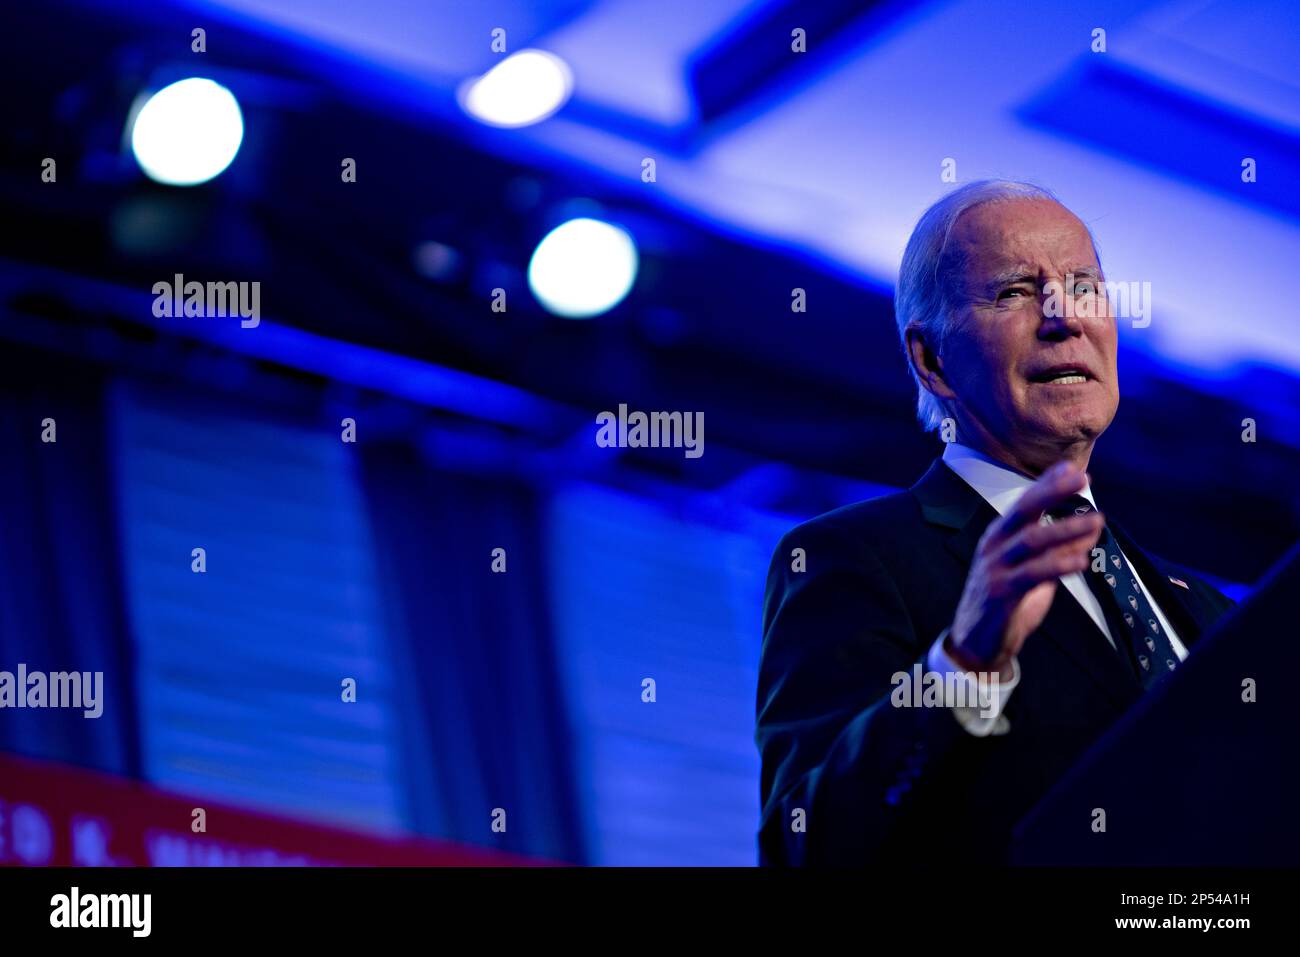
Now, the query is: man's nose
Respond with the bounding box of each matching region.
[1037,288,1084,340]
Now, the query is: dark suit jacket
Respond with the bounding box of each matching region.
[755,457,1234,866]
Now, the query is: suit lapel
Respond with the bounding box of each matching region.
[911,458,1140,706]
[912,458,995,568]
[1033,585,1142,707]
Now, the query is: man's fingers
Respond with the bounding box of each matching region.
[999,511,1103,566]
[1004,542,1092,595]
[993,462,1089,540]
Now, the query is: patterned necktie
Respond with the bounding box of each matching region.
[1048,495,1179,690]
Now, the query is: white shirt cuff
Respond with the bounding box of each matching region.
[925,630,1020,737]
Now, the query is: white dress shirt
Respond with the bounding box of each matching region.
[927,442,1187,736]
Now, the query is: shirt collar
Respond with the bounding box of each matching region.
[941,442,1097,517]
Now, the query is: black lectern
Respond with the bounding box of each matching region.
[1010,544,1300,865]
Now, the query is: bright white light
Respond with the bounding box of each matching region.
[131,78,244,186]
[460,49,573,128]
[528,218,638,318]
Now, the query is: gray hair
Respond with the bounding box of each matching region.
[895,179,1096,431]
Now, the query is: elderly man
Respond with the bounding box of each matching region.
[755,180,1234,866]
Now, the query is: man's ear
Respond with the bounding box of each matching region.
[905,324,957,402]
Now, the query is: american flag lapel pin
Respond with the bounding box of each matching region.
[1168,576,1189,589]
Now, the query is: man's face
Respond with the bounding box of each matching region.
[935,198,1119,466]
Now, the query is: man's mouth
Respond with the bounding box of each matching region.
[1029,366,1095,385]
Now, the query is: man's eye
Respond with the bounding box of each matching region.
[1075,282,1097,295]
[998,287,1028,300]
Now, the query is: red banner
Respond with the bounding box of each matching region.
[0,753,546,866]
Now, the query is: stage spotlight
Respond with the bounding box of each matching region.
[413,240,463,282]
[459,50,573,128]
[130,78,244,186]
[528,217,638,318]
